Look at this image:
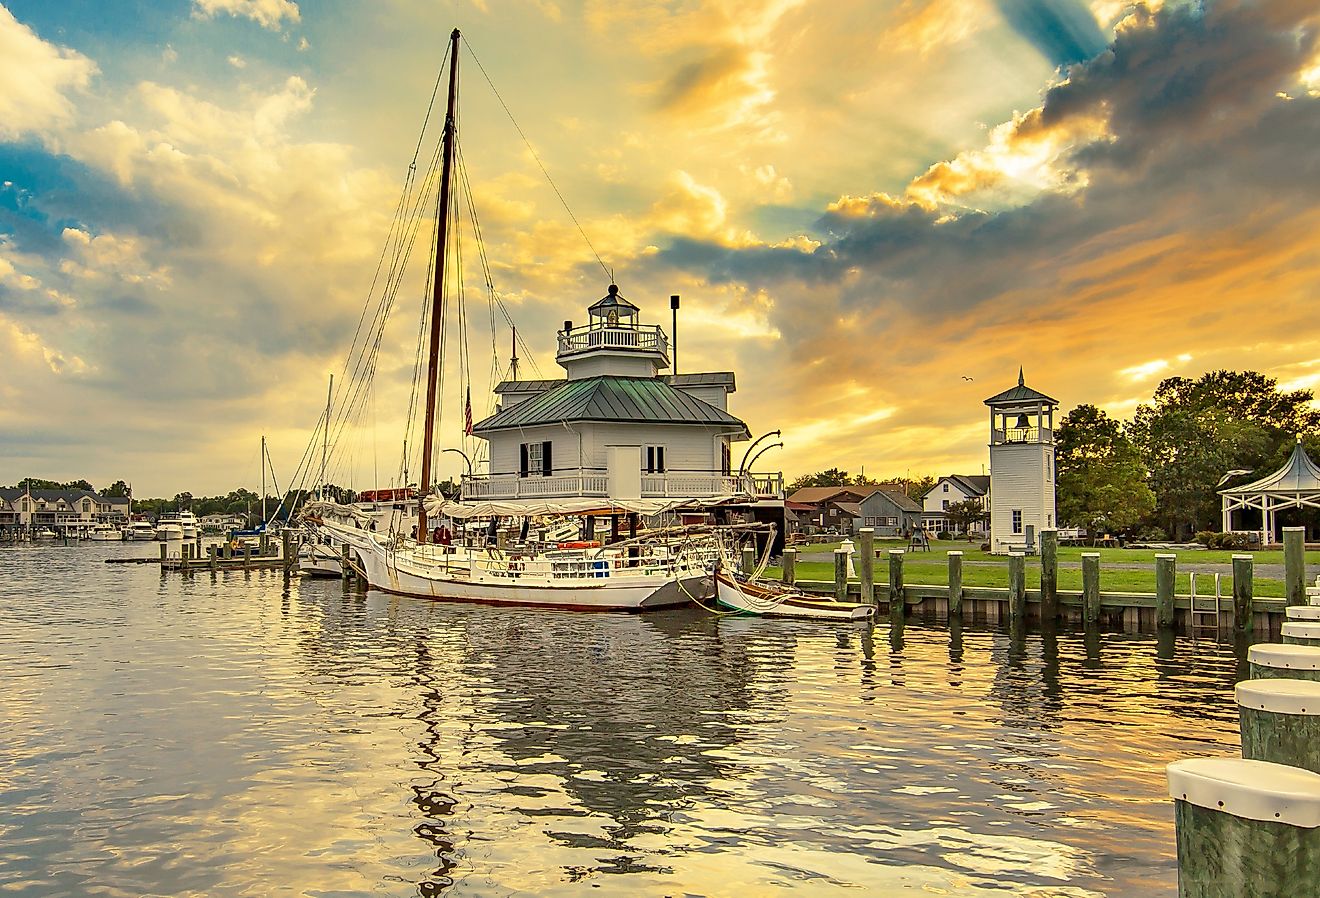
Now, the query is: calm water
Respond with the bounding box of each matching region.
[0,542,1245,897]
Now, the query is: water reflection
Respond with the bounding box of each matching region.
[0,544,1251,897]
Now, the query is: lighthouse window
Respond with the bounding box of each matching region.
[1012,510,1023,534]
[645,446,666,474]
[519,441,553,478]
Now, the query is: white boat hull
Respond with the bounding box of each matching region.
[155,525,183,541]
[715,571,875,621]
[327,523,709,611]
[89,530,122,541]
[298,543,344,578]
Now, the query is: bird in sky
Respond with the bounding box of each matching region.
[961,376,974,381]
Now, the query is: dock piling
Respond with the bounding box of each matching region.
[1008,553,1026,624]
[1286,526,1306,607]
[888,549,905,625]
[1082,552,1101,624]
[741,545,757,576]
[1232,554,1254,635]
[209,545,217,572]
[1040,529,1058,621]
[782,548,797,585]
[1156,553,1177,629]
[947,550,963,618]
[833,549,849,602]
[1237,679,1320,773]
[282,530,293,575]
[858,528,875,605]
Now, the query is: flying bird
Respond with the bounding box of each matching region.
[961,376,974,381]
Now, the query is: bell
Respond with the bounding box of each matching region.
[1013,413,1030,429]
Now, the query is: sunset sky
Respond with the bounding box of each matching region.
[2,0,1318,496]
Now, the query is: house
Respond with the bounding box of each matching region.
[786,485,922,536]
[920,474,990,535]
[855,488,923,538]
[0,487,131,534]
[463,284,783,505]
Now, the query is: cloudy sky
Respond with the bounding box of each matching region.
[1,0,1318,496]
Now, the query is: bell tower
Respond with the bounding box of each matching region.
[556,284,671,380]
[984,368,1058,553]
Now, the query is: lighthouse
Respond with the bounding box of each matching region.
[984,369,1058,553]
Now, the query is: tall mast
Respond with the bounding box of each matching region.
[417,28,462,545]
[261,435,267,526]
[511,327,519,380]
[320,374,333,500]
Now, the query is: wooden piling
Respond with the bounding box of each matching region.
[243,545,251,570]
[947,550,963,617]
[834,549,849,602]
[342,543,352,580]
[888,549,905,625]
[1237,679,1320,774]
[282,530,293,574]
[1156,553,1177,629]
[160,542,167,564]
[742,545,757,576]
[1008,553,1026,624]
[858,528,875,606]
[1233,554,1254,635]
[1285,526,1306,607]
[1082,552,1101,624]
[782,548,797,585]
[209,545,218,572]
[1037,529,1058,620]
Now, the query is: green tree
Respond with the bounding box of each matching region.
[1128,371,1318,538]
[945,498,986,539]
[789,468,852,491]
[1057,404,1155,535]
[100,480,131,498]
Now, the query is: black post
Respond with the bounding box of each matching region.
[670,294,680,374]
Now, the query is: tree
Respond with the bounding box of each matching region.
[945,498,985,539]
[902,474,936,500]
[1128,371,1317,538]
[1057,404,1155,535]
[789,468,852,491]
[100,480,131,498]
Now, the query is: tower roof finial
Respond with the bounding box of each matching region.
[1018,366,1025,387]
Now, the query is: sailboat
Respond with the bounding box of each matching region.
[321,29,732,610]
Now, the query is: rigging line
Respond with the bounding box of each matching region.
[464,39,611,283]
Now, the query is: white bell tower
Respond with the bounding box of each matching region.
[985,368,1058,553]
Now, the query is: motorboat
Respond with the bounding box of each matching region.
[179,510,199,540]
[33,527,58,540]
[123,520,156,540]
[88,523,122,541]
[155,514,184,541]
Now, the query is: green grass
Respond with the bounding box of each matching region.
[770,543,1317,598]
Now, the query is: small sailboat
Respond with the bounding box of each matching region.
[713,567,875,621]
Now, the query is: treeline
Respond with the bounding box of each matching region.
[2,478,365,522]
[1058,370,1319,539]
[788,469,936,500]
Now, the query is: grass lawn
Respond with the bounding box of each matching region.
[768,541,1320,598]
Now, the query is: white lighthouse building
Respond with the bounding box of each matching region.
[985,369,1057,553]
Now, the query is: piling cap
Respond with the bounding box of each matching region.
[1248,643,1320,671]
[1287,606,1320,621]
[1167,757,1320,827]
[1282,621,1320,639]
[1236,679,1320,716]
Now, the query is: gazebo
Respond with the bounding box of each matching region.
[1220,439,1320,544]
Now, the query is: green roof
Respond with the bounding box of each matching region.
[473,375,749,435]
[984,368,1057,406]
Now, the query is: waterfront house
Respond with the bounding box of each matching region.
[786,485,921,536]
[855,487,923,538]
[920,474,990,535]
[464,285,783,506]
[786,486,870,533]
[0,488,131,535]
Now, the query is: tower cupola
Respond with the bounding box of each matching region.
[556,283,671,380]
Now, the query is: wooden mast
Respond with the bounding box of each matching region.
[417,28,461,544]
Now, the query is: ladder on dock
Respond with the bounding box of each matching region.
[1189,571,1222,641]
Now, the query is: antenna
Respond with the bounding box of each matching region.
[511,326,519,380]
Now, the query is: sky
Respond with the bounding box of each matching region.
[1,0,1319,497]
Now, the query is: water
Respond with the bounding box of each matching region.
[0,542,1245,897]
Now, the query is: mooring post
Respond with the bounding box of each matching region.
[834,548,849,602]
[1040,529,1058,621]
[209,545,218,572]
[243,545,252,570]
[1233,554,1254,635]
[948,550,964,617]
[1082,552,1101,624]
[342,542,351,580]
[1237,678,1320,773]
[1156,553,1177,629]
[858,528,875,605]
[260,531,269,556]
[1286,526,1306,607]
[1008,552,1026,624]
[742,545,757,576]
[888,549,905,624]
[1167,757,1320,897]
[782,547,797,585]
[282,530,293,575]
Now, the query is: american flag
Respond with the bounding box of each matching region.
[464,387,473,436]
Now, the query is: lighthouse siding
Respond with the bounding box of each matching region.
[989,442,1056,553]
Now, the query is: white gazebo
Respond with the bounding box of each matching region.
[1220,439,1320,544]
